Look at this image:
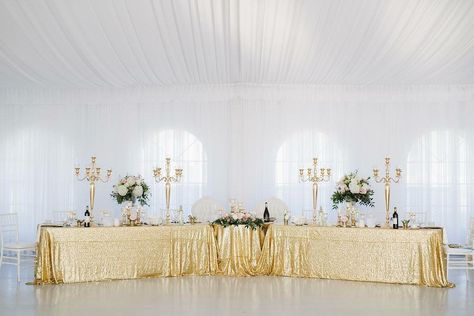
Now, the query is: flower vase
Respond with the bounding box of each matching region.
[345,201,357,227]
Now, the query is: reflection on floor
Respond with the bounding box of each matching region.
[0,264,472,316]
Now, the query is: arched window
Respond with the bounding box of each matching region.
[144,129,207,216]
[275,131,344,217]
[407,131,472,243]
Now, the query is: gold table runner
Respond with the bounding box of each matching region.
[35,224,218,284]
[213,225,264,276]
[256,225,453,287]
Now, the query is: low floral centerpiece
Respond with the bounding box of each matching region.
[331,171,374,209]
[111,175,150,206]
[213,209,264,230]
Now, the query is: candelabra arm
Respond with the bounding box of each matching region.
[76,175,88,181]
[374,177,384,184]
[99,176,110,183]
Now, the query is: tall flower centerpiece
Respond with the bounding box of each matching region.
[111,175,150,206]
[331,171,374,227]
[111,175,150,226]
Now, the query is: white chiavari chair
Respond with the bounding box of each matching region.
[0,213,36,282]
[445,222,474,275]
[253,197,289,223]
[52,211,71,224]
[191,197,224,223]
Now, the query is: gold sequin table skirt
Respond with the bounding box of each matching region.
[213,225,265,276]
[256,225,453,287]
[35,225,218,284]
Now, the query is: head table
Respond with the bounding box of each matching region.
[34,224,453,287]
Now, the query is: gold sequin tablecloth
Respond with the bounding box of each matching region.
[213,225,265,276]
[256,225,453,287]
[35,225,218,284]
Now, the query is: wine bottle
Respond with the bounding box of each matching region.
[263,202,270,222]
[392,207,399,229]
[84,206,91,228]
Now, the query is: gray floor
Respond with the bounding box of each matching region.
[0,264,473,316]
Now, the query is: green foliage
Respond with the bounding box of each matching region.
[213,216,264,230]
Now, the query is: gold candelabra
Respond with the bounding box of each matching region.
[153,158,183,225]
[299,158,331,224]
[74,156,112,216]
[373,157,401,228]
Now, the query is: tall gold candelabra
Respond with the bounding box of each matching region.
[153,158,183,225]
[373,157,401,228]
[299,158,331,224]
[74,156,112,216]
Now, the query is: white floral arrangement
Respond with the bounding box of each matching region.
[111,175,150,206]
[331,171,374,209]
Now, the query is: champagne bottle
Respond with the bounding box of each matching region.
[392,207,399,229]
[84,206,91,228]
[263,202,270,222]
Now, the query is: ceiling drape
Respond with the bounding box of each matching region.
[0,0,473,88]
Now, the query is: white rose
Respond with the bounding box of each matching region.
[337,183,348,193]
[117,185,128,196]
[359,187,367,194]
[349,180,360,194]
[232,213,239,220]
[132,185,143,197]
[126,177,136,186]
[135,178,142,185]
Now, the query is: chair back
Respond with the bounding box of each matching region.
[191,197,224,222]
[0,213,19,242]
[53,211,72,223]
[254,197,289,223]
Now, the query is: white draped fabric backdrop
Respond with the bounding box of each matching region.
[0,84,473,243]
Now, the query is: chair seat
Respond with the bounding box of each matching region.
[4,242,36,250]
[445,247,474,255]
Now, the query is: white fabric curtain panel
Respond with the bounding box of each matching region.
[1,84,473,243]
[0,0,474,88]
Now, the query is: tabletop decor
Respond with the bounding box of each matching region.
[299,158,331,225]
[153,158,183,225]
[331,171,374,226]
[331,171,374,208]
[373,157,402,228]
[213,209,264,230]
[74,156,112,217]
[402,219,410,229]
[111,175,150,206]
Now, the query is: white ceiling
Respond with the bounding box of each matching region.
[1,0,474,89]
